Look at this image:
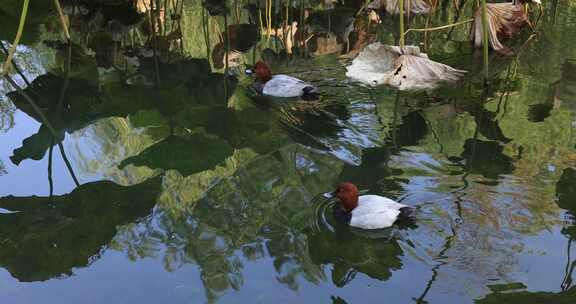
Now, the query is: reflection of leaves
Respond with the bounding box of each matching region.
[203,0,229,16]
[477,286,576,304]
[8,57,236,165]
[393,111,429,146]
[461,139,515,179]
[0,176,162,282]
[557,168,576,231]
[10,125,64,165]
[0,1,53,44]
[7,74,97,124]
[119,134,233,176]
[473,109,511,143]
[339,146,405,194]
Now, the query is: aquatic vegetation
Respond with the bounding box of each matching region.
[346,43,466,90]
[472,2,529,56]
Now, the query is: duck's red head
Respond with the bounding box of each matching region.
[254,61,272,83]
[335,182,359,211]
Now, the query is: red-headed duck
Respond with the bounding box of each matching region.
[247,61,319,100]
[329,182,414,229]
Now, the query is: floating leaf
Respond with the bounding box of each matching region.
[472,3,528,56]
[346,43,466,90]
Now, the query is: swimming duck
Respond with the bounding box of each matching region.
[329,182,414,229]
[247,61,319,100]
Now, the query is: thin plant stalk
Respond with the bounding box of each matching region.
[481,0,489,77]
[57,44,72,111]
[404,19,473,36]
[2,0,30,75]
[202,8,211,60]
[3,75,58,136]
[53,0,71,40]
[224,14,229,71]
[268,0,273,40]
[58,141,80,187]
[399,0,405,48]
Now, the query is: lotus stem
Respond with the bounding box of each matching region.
[481,0,489,77]
[259,8,264,39]
[235,0,241,23]
[2,0,30,76]
[53,0,71,40]
[404,19,473,36]
[224,14,230,71]
[202,8,211,60]
[266,0,272,40]
[58,141,80,187]
[399,0,405,48]
[3,75,58,136]
[48,142,54,198]
[284,1,289,51]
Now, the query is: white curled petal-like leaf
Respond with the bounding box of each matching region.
[346,42,466,91]
[386,55,468,91]
[345,42,400,86]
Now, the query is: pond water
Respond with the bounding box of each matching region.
[1,0,576,303]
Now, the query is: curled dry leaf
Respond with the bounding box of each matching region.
[368,0,431,15]
[472,3,529,56]
[346,42,466,91]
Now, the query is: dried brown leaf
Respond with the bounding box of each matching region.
[472,3,528,56]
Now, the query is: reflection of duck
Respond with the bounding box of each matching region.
[307,227,404,286]
[248,61,319,100]
[330,182,414,229]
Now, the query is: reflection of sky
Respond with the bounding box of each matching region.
[0,111,80,196]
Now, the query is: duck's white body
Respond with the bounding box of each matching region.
[262,74,316,98]
[349,195,408,229]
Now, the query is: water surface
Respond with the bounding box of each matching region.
[1,0,576,303]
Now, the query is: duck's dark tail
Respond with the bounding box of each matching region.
[395,207,417,228]
[301,86,320,101]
